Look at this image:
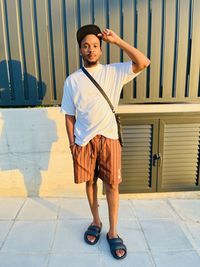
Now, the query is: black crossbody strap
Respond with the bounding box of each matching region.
[81,66,115,113]
[81,66,124,146]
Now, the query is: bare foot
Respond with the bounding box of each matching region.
[108,233,126,258]
[86,222,102,243]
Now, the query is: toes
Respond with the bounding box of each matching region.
[120,249,125,256]
[87,235,96,243]
[116,249,125,257]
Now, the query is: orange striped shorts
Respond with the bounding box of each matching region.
[71,135,122,184]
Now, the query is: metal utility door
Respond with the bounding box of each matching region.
[119,114,200,194]
[119,117,159,193]
[157,117,200,192]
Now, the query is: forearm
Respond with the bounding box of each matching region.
[116,38,150,68]
[65,115,76,146]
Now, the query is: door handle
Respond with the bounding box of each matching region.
[153,154,162,166]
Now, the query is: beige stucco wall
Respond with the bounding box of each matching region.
[0,105,200,197]
[0,107,88,197]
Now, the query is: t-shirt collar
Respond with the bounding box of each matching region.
[83,63,102,72]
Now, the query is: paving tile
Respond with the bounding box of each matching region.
[17,198,59,220]
[131,200,175,220]
[52,219,100,254]
[0,221,13,248]
[197,250,200,257]
[169,200,200,222]
[102,251,154,267]
[99,199,136,220]
[140,220,193,251]
[1,221,56,252]
[1,197,200,266]
[48,253,103,267]
[0,253,49,267]
[0,198,25,220]
[99,219,148,253]
[152,250,200,267]
[59,198,92,219]
[185,222,200,248]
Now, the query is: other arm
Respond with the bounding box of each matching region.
[65,114,76,150]
[98,29,151,73]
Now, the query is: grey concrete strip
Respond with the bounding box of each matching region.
[16,198,60,220]
[59,198,92,219]
[99,219,148,253]
[99,199,136,220]
[1,221,56,253]
[0,198,25,220]
[169,200,200,222]
[184,222,200,249]
[0,253,49,267]
[102,251,155,267]
[119,191,200,200]
[0,221,13,248]
[48,253,103,267]
[131,200,177,220]
[52,219,100,254]
[152,250,200,267]
[197,250,200,257]
[140,220,193,251]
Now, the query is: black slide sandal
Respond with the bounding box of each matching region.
[84,223,102,245]
[106,233,127,260]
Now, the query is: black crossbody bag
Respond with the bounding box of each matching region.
[81,66,124,146]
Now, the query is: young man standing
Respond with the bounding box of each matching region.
[61,24,151,260]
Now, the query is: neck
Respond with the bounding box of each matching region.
[83,61,99,68]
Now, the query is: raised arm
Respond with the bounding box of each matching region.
[98,29,151,73]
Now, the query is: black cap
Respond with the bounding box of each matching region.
[76,24,102,47]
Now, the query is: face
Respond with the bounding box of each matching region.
[80,34,102,67]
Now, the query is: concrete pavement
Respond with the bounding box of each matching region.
[1,196,200,267]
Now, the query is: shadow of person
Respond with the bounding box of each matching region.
[0,60,58,196]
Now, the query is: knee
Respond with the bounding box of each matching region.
[105,183,119,193]
[86,179,97,187]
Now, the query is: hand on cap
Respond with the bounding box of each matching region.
[97,29,121,45]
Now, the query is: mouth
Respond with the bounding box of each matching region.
[87,54,96,58]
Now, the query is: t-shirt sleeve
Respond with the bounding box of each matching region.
[114,60,143,85]
[60,79,76,115]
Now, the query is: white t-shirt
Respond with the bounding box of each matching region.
[61,61,142,146]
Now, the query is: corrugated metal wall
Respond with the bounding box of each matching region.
[0,0,199,107]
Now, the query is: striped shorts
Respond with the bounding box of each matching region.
[71,135,122,184]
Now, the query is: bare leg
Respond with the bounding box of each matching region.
[104,182,125,258]
[85,179,101,243]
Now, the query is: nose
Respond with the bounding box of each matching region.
[88,47,94,53]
